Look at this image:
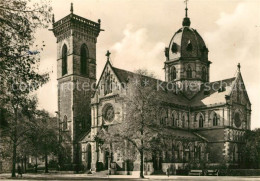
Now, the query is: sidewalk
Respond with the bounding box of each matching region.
[1,173,260,180]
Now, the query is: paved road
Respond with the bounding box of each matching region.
[1,173,260,181]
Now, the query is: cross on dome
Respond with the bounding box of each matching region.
[182,0,191,26]
[184,0,189,17]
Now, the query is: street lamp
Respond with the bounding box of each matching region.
[55,111,61,169]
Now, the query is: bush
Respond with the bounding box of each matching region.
[219,169,260,176]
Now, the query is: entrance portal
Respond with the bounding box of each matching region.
[86,144,92,170]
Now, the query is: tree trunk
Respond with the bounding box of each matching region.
[139,149,144,178]
[24,156,27,173]
[45,151,48,173]
[11,140,17,177]
[21,158,24,173]
[35,156,38,173]
[11,108,18,178]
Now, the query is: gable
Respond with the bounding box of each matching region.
[229,72,251,108]
[190,77,235,107]
[93,61,123,99]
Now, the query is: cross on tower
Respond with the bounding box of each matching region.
[237,63,241,72]
[70,3,73,14]
[106,50,111,61]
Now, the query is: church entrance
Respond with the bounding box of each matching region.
[104,151,109,169]
[152,152,162,171]
[86,144,92,170]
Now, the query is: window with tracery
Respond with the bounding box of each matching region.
[169,66,176,81]
[80,44,89,75]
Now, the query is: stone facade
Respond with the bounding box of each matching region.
[54,5,251,174]
[52,10,101,165]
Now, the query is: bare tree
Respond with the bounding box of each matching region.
[97,69,166,178]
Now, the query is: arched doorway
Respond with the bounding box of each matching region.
[152,152,162,171]
[104,150,109,169]
[86,144,92,170]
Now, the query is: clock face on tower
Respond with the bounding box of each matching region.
[103,104,115,122]
[234,112,242,128]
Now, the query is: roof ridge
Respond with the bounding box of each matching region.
[209,77,236,84]
[111,65,164,82]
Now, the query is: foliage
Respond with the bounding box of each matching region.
[241,129,260,169]
[0,0,52,177]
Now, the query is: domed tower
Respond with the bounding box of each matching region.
[164,4,211,98]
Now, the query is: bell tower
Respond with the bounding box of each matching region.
[52,3,101,165]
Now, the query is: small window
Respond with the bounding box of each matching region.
[182,115,186,128]
[172,112,175,127]
[186,65,192,78]
[63,115,68,130]
[171,43,178,54]
[213,113,218,126]
[186,40,193,51]
[160,109,167,126]
[169,66,176,81]
[199,114,204,128]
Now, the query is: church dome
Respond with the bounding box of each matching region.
[167,20,208,61]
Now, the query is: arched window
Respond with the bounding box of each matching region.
[182,115,185,128]
[169,66,176,81]
[160,109,167,126]
[233,144,238,162]
[202,67,206,81]
[182,113,188,128]
[104,71,112,95]
[186,65,192,78]
[213,113,218,126]
[177,143,183,162]
[171,43,178,53]
[199,114,204,128]
[63,115,68,130]
[62,44,68,76]
[188,143,193,161]
[197,145,202,161]
[172,111,177,127]
[80,44,89,75]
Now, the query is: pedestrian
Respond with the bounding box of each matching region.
[17,165,22,177]
[108,167,111,178]
[166,165,170,177]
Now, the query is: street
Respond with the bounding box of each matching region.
[1,173,260,181]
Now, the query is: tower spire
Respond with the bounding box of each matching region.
[70,3,73,14]
[182,0,191,27]
[185,0,188,17]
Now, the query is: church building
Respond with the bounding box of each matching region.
[52,3,251,175]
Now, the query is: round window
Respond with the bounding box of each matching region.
[234,112,242,128]
[103,104,115,122]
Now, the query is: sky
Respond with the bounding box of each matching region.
[35,0,260,129]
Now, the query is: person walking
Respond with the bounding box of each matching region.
[166,165,170,177]
[17,165,22,177]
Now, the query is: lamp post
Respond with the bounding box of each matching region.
[55,111,61,169]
